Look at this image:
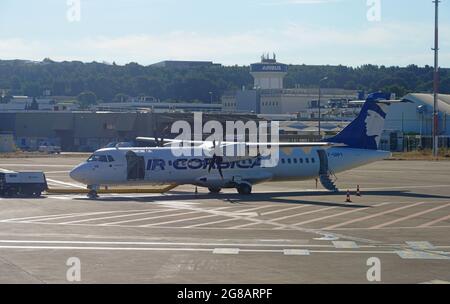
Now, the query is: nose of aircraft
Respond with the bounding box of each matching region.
[70,164,87,183]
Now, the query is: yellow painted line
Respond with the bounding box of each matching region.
[45,184,178,195]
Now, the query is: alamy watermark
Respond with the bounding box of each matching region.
[367,0,381,22]
[67,0,81,22]
[366,257,381,282]
[170,113,280,168]
[66,257,81,282]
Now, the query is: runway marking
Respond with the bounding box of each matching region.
[184,217,240,228]
[3,209,155,223]
[260,205,310,216]
[396,250,450,260]
[103,211,201,226]
[0,240,363,248]
[369,203,450,229]
[323,202,424,230]
[59,210,171,225]
[406,242,436,250]
[419,214,450,228]
[0,164,74,168]
[333,241,359,249]
[213,248,240,255]
[421,280,450,284]
[137,206,245,227]
[284,249,310,256]
[0,245,421,256]
[46,178,85,189]
[235,205,275,214]
[349,185,450,191]
[229,206,337,230]
[140,214,221,227]
[181,205,284,229]
[272,206,337,222]
[292,203,387,227]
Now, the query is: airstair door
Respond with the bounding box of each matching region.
[126,151,146,181]
[317,149,329,175]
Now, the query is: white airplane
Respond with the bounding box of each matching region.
[70,93,400,198]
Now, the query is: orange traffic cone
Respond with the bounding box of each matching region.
[356,185,361,197]
[346,190,352,203]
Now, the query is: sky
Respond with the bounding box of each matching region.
[0,0,449,67]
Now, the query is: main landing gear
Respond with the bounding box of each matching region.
[208,187,222,194]
[236,182,252,195]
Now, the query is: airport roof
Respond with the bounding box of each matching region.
[403,93,450,115]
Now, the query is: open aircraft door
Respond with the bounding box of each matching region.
[126,151,146,181]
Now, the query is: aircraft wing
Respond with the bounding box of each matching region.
[136,137,343,148]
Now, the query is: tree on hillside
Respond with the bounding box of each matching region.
[77,91,97,108]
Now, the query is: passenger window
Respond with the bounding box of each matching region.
[281,159,285,164]
[300,158,303,164]
[311,158,315,163]
[306,158,310,164]
[287,159,291,164]
[293,159,298,164]
[107,155,115,162]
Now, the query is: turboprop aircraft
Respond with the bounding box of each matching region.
[70,93,400,198]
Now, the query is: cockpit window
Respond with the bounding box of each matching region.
[87,154,108,162]
[107,155,115,162]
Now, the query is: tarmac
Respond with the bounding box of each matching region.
[0,156,449,284]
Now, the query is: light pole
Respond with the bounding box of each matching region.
[318,77,328,137]
[432,0,440,158]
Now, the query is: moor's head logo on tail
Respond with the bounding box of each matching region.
[329,93,391,150]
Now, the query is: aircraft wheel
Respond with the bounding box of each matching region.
[208,187,222,194]
[237,183,252,195]
[87,190,99,199]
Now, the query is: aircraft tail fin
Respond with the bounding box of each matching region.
[328,92,393,150]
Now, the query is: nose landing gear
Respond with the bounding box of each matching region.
[87,185,100,199]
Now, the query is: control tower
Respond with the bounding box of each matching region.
[250,53,288,90]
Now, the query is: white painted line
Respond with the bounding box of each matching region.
[0,211,131,222]
[0,164,73,168]
[332,241,359,249]
[0,245,214,252]
[23,209,155,223]
[406,241,436,250]
[142,214,220,227]
[292,204,387,227]
[421,280,450,284]
[361,185,450,191]
[370,203,450,229]
[396,250,450,260]
[59,210,170,225]
[272,206,337,222]
[184,217,239,228]
[324,202,424,230]
[0,240,340,248]
[234,205,275,214]
[106,211,201,227]
[260,205,310,216]
[230,207,335,230]
[213,248,240,255]
[419,214,450,228]
[283,249,310,256]
[182,205,278,228]
[46,178,85,189]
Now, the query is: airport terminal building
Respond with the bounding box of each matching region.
[222,55,359,115]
